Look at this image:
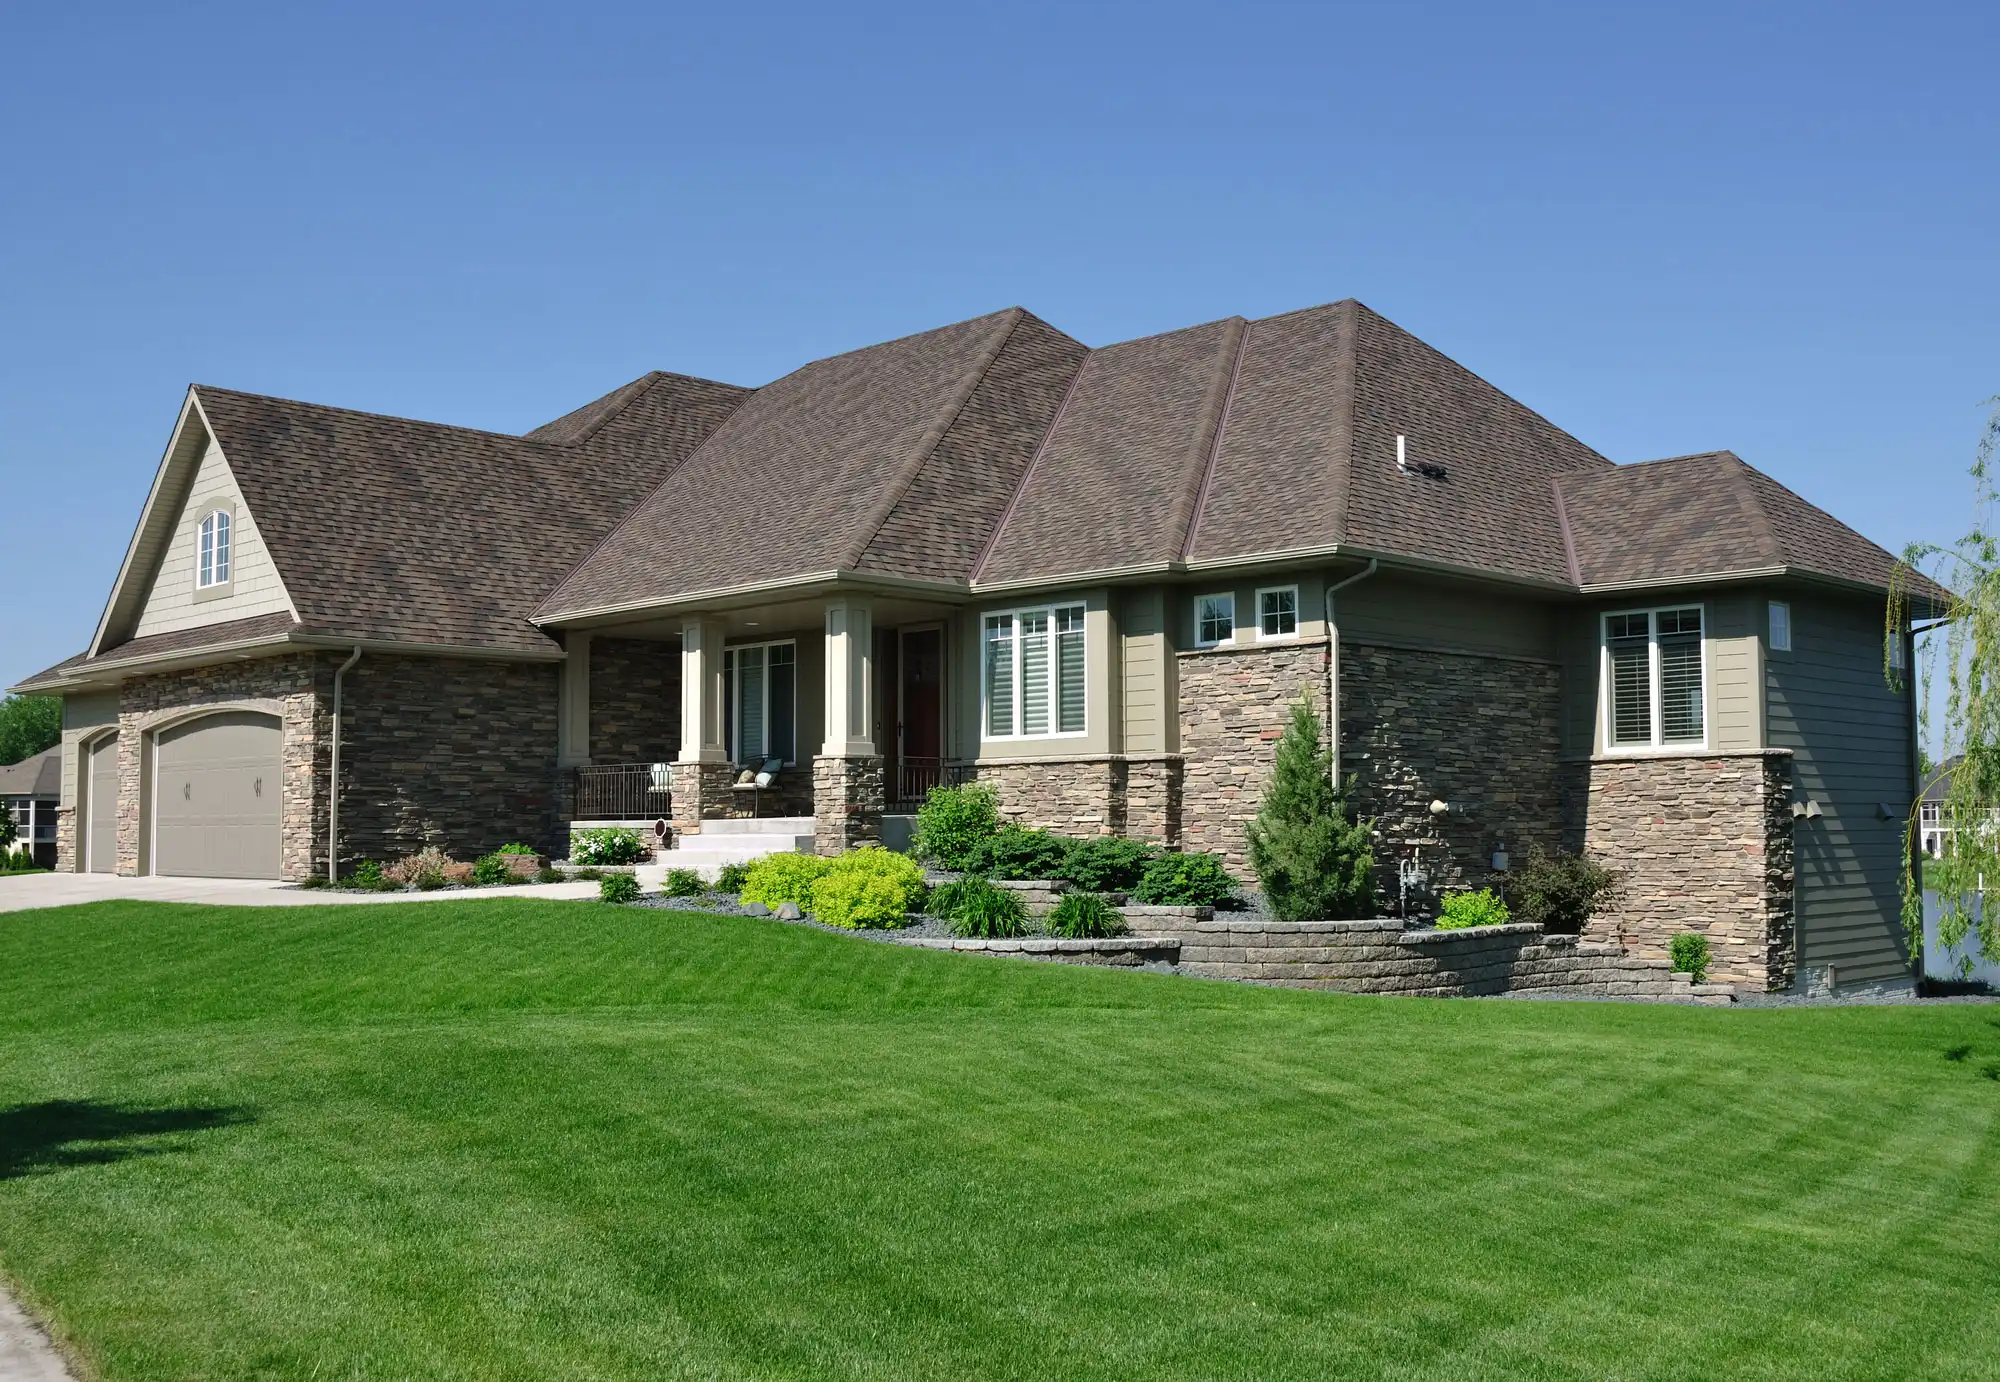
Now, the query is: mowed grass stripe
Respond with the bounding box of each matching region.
[0,899,1996,1380]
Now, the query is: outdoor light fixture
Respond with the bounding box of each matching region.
[1429,799,1450,817]
[1491,842,1509,871]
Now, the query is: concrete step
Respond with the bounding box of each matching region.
[642,838,812,885]
[695,816,815,837]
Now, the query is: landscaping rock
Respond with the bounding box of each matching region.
[743,902,770,916]
[776,902,803,920]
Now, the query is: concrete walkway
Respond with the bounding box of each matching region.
[0,872,602,913]
[0,1286,71,1382]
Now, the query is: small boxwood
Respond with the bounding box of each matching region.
[1670,932,1712,983]
[1436,888,1511,930]
[599,873,641,904]
[969,826,1072,881]
[1132,851,1239,908]
[1058,837,1160,893]
[663,867,707,897]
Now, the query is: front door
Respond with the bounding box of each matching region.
[899,627,944,805]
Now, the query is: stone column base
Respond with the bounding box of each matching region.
[54,806,76,874]
[671,761,736,835]
[814,755,884,856]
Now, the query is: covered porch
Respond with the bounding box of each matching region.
[556,588,966,856]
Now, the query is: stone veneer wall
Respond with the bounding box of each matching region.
[671,762,737,834]
[1341,643,1564,907]
[115,655,330,879]
[814,755,883,855]
[588,637,681,764]
[54,808,76,873]
[961,756,1182,844]
[335,655,563,865]
[1178,641,1329,868]
[1562,752,1795,991]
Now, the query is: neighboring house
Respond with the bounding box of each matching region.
[12,300,1947,993]
[1915,756,1999,858]
[0,747,60,869]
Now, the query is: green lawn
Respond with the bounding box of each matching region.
[1,901,1997,1381]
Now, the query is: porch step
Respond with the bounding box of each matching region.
[694,816,815,837]
[643,835,814,885]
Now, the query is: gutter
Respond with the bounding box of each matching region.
[1324,559,1380,789]
[328,646,361,883]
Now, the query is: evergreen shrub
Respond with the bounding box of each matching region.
[1244,695,1375,921]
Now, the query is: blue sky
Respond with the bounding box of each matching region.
[2,0,1995,694]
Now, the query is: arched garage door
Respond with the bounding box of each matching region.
[154,712,282,878]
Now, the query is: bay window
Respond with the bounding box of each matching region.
[723,641,796,764]
[1603,606,1705,750]
[984,603,1085,738]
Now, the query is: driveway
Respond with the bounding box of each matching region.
[0,1287,70,1382]
[0,872,601,913]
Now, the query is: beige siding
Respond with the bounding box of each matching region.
[955,588,1116,758]
[58,693,120,810]
[1120,587,1171,753]
[1767,592,1913,984]
[1175,572,1330,649]
[133,438,294,638]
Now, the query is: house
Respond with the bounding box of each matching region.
[0,746,60,869]
[12,300,1946,993]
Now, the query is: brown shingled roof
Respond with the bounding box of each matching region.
[14,613,302,691]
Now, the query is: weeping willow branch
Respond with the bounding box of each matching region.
[1890,396,2000,973]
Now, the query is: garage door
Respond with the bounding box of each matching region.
[154,712,282,878]
[87,734,119,873]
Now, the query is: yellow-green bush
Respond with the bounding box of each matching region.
[739,852,832,911]
[810,847,928,929]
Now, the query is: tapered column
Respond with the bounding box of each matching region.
[820,598,876,758]
[557,631,591,768]
[678,618,730,764]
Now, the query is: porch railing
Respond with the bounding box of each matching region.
[889,759,975,813]
[572,763,673,822]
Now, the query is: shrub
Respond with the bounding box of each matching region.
[469,853,515,887]
[714,860,752,894]
[1058,837,1159,893]
[1046,892,1127,939]
[386,846,454,889]
[571,827,646,866]
[740,852,833,911]
[1437,888,1511,930]
[934,878,1029,938]
[1245,695,1376,921]
[912,781,1002,869]
[0,811,14,852]
[1670,932,1712,983]
[970,825,1072,881]
[297,874,329,890]
[496,842,538,856]
[571,867,604,881]
[1133,851,1240,908]
[810,848,929,929]
[534,865,562,884]
[344,859,388,890]
[1505,846,1619,936]
[599,873,641,904]
[663,867,707,897]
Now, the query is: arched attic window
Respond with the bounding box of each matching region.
[197,509,232,588]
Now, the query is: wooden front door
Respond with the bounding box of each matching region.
[898,626,944,805]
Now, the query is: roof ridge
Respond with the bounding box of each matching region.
[970,348,1093,583]
[1551,476,1582,585]
[1723,454,1785,567]
[788,307,1026,373]
[1325,298,1362,549]
[843,308,1025,570]
[1177,318,1252,559]
[1615,449,1741,469]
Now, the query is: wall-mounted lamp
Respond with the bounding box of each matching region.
[1429,799,1451,817]
[1491,841,1509,872]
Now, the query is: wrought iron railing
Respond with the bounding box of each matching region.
[572,763,673,822]
[890,759,976,813]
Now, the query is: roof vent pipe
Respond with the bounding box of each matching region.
[1324,559,1380,792]
[1396,434,1408,474]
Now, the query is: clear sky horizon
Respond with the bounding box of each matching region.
[3,1,1995,697]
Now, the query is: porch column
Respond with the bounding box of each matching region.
[674,618,732,833]
[557,631,591,769]
[815,597,883,854]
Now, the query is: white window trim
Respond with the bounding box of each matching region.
[196,508,233,590]
[1255,584,1301,642]
[1193,592,1236,649]
[1599,604,1709,756]
[981,601,1088,741]
[725,638,797,766]
[1768,600,1791,653]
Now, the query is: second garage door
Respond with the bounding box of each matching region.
[154,712,282,878]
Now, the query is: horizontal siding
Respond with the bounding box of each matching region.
[1123,632,1164,752]
[1339,577,1557,662]
[1767,593,1912,983]
[134,439,293,638]
[1707,594,1760,752]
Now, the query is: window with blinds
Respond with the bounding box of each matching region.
[983,603,1087,738]
[723,642,796,763]
[1603,607,1704,750]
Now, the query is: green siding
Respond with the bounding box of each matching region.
[1766,593,1913,985]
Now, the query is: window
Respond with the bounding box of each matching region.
[1768,601,1791,652]
[1258,586,1299,640]
[197,509,231,588]
[722,641,795,764]
[1603,605,1705,750]
[984,603,1085,738]
[1195,593,1235,647]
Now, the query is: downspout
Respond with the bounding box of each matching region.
[328,646,362,883]
[1324,559,1380,790]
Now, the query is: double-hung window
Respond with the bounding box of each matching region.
[984,603,1085,738]
[197,510,231,589]
[1194,593,1235,648]
[1603,606,1705,750]
[1257,585,1299,640]
[723,641,796,764]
